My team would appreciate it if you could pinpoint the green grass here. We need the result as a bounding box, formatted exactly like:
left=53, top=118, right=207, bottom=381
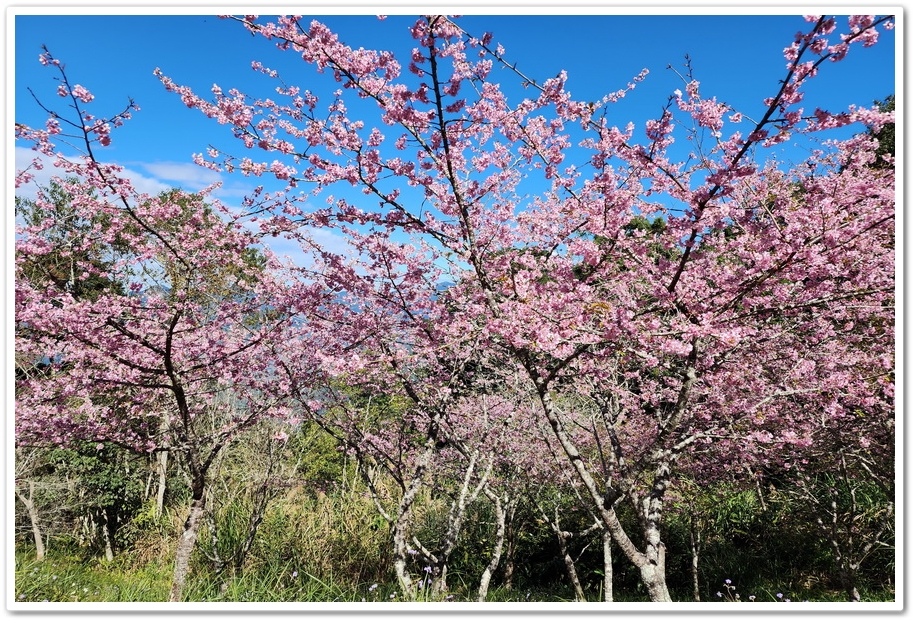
left=14, top=545, right=895, bottom=603
left=15, top=549, right=171, bottom=602
left=13, top=480, right=895, bottom=605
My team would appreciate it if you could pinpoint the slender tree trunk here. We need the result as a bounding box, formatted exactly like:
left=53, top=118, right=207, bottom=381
left=502, top=519, right=516, bottom=590
left=144, top=466, right=153, bottom=500
left=169, top=491, right=207, bottom=602
left=558, top=528, right=586, bottom=601
left=15, top=482, right=46, bottom=561
left=477, top=489, right=509, bottom=602
left=549, top=506, right=587, bottom=602
left=433, top=561, right=449, bottom=597
left=841, top=565, right=862, bottom=602
left=392, top=442, right=437, bottom=600
left=602, top=529, right=613, bottom=602
left=689, top=515, right=701, bottom=602
left=355, top=442, right=424, bottom=601
left=153, top=415, right=170, bottom=517
left=429, top=447, right=491, bottom=597
left=101, top=508, right=115, bottom=562
left=748, top=465, right=769, bottom=511
left=392, top=525, right=416, bottom=599
left=156, top=449, right=168, bottom=518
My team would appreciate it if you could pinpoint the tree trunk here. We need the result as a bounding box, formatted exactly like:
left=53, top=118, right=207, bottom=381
left=15, top=482, right=46, bottom=561
left=639, top=543, right=671, bottom=602
left=846, top=582, right=862, bottom=602
left=689, top=515, right=701, bottom=601
left=477, top=489, right=509, bottom=602
left=101, top=508, right=115, bottom=562
left=637, top=456, right=673, bottom=602
left=551, top=506, right=587, bottom=602
left=841, top=564, right=861, bottom=602
left=156, top=449, right=168, bottom=518
left=393, top=527, right=416, bottom=600
left=558, top=530, right=586, bottom=602
left=502, top=518, right=516, bottom=590
left=429, top=446, right=491, bottom=598
left=602, top=529, right=613, bottom=602
left=168, top=492, right=207, bottom=602
left=392, top=442, right=437, bottom=600
left=433, top=561, right=449, bottom=597
left=537, top=390, right=674, bottom=602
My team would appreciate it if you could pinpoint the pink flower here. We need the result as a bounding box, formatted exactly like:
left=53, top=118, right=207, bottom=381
left=70, top=84, right=94, bottom=103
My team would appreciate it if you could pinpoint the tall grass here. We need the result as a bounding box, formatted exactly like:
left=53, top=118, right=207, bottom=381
left=14, top=474, right=896, bottom=603
left=15, top=549, right=171, bottom=602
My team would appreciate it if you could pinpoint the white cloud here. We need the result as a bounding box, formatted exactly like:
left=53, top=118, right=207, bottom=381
left=120, top=169, right=172, bottom=197
left=249, top=223, right=357, bottom=272
left=12, top=147, right=357, bottom=273
left=14, top=146, right=171, bottom=200
left=135, top=160, right=276, bottom=202
left=137, top=161, right=222, bottom=189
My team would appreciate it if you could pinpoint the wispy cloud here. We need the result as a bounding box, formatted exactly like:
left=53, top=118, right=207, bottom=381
left=251, top=223, right=356, bottom=271
left=136, top=160, right=272, bottom=201
left=13, top=147, right=356, bottom=272
left=14, top=146, right=172, bottom=200
left=136, top=161, right=222, bottom=189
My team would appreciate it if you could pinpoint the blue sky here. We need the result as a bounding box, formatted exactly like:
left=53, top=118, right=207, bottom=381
left=15, top=12, right=896, bottom=172
left=12, top=10, right=898, bottom=259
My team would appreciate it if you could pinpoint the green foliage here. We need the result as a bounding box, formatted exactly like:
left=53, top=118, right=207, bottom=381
left=14, top=423, right=895, bottom=603
left=29, top=442, right=147, bottom=556
left=623, top=215, right=667, bottom=237
left=869, top=95, right=894, bottom=169
left=660, top=473, right=895, bottom=603
left=288, top=422, right=347, bottom=491
left=15, top=179, right=126, bottom=301
left=574, top=215, right=675, bottom=282
left=119, top=498, right=173, bottom=542
left=190, top=469, right=389, bottom=591
left=779, top=470, right=895, bottom=591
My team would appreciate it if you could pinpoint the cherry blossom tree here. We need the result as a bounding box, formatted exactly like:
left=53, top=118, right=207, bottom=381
left=13, top=12, right=889, bottom=603
left=155, top=13, right=893, bottom=601
left=762, top=320, right=895, bottom=601
left=274, top=250, right=531, bottom=599
left=14, top=50, right=327, bottom=601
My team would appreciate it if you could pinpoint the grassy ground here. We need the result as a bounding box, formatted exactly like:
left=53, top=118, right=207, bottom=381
left=15, top=550, right=170, bottom=602
left=14, top=547, right=894, bottom=604
left=13, top=477, right=894, bottom=604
